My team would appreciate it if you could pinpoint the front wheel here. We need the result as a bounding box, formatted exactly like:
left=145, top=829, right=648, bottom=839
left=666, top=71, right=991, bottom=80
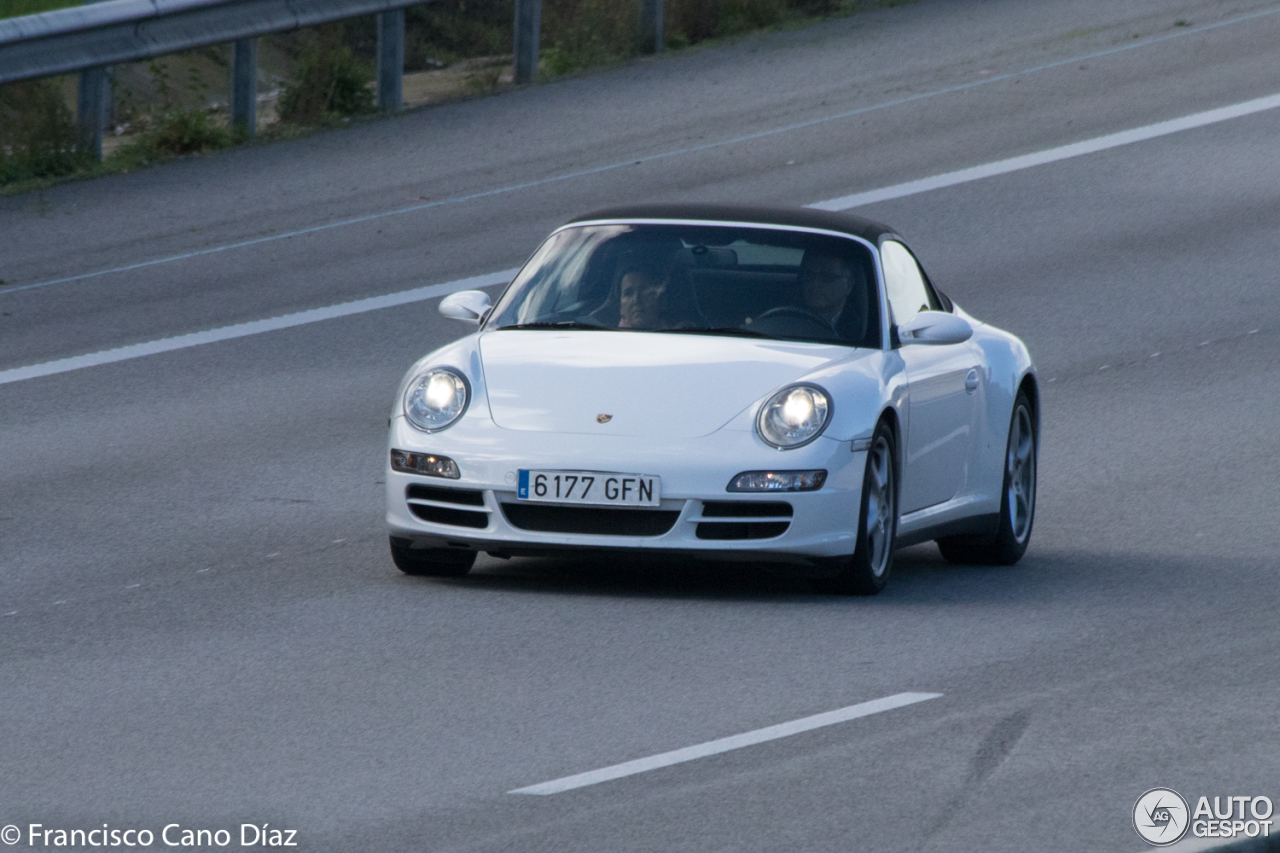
left=937, top=390, right=1037, bottom=565
left=812, top=420, right=898, bottom=595
left=390, top=537, right=477, bottom=577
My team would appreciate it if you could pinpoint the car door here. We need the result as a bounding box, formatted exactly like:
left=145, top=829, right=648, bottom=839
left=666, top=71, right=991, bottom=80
left=881, top=240, right=981, bottom=513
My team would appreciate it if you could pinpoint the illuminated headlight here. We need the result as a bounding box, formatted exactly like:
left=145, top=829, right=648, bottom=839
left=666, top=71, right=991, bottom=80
left=403, top=368, right=469, bottom=432
left=756, top=385, right=832, bottom=448
left=390, top=449, right=460, bottom=479
left=728, top=470, right=827, bottom=492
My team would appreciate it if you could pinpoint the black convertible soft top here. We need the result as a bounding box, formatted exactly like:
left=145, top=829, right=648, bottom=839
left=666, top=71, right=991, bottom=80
left=567, top=203, right=895, bottom=245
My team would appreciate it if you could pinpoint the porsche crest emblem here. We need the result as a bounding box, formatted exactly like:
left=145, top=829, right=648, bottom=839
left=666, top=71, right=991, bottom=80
left=596, top=414, right=613, bottom=423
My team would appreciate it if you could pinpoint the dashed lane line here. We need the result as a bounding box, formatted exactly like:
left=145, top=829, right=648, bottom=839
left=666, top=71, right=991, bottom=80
left=508, top=692, right=942, bottom=795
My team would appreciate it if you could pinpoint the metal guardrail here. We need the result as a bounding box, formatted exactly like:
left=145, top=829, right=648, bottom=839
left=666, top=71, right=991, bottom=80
left=0, top=0, right=426, bottom=158
left=0, top=0, right=414, bottom=84
left=0, top=0, right=663, bottom=161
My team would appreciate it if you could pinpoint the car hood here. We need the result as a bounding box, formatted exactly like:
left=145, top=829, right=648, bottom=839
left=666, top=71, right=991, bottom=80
left=478, top=330, right=854, bottom=437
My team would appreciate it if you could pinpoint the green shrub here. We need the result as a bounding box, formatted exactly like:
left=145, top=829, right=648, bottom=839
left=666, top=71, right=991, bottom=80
left=0, top=78, right=93, bottom=184
left=541, top=0, right=640, bottom=74
left=717, top=0, right=787, bottom=34
left=148, top=107, right=233, bottom=154
left=278, top=26, right=375, bottom=124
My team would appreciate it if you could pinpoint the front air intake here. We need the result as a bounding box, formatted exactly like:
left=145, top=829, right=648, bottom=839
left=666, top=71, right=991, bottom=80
left=501, top=504, right=679, bottom=536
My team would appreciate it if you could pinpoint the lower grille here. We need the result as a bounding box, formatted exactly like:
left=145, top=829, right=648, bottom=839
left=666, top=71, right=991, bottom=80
left=501, top=504, right=680, bottom=536
left=696, top=521, right=790, bottom=540
left=701, top=501, right=793, bottom=518
left=406, top=484, right=485, bottom=507
left=408, top=504, right=489, bottom=529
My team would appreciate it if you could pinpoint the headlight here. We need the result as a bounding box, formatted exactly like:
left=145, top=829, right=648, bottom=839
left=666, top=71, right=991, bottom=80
left=403, top=368, right=469, bottom=432
left=756, top=385, right=831, bottom=449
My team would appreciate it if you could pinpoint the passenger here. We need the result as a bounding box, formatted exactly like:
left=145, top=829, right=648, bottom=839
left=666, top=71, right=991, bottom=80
left=618, top=268, right=668, bottom=329
left=602, top=247, right=706, bottom=330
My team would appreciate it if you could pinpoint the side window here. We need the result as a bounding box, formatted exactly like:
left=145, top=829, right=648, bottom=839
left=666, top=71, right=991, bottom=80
left=880, top=240, right=938, bottom=325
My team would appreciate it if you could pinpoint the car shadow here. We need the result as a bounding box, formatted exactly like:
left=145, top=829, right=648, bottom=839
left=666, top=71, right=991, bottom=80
left=423, top=541, right=1044, bottom=604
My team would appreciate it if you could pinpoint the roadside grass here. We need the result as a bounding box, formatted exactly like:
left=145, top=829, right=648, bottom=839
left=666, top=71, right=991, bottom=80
left=0, top=0, right=78, bottom=18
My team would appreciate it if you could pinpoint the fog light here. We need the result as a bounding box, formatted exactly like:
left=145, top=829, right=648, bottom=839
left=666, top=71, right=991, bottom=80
left=391, top=449, right=460, bottom=479
left=727, top=470, right=826, bottom=492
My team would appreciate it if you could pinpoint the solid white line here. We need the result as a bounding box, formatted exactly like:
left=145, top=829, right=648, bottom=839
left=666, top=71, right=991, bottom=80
left=6, top=91, right=1280, bottom=387
left=0, top=269, right=517, bottom=387
left=807, top=92, right=1280, bottom=211
left=507, top=691, right=941, bottom=796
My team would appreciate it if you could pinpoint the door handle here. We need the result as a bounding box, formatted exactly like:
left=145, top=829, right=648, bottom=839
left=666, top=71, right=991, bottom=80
left=965, top=369, right=980, bottom=393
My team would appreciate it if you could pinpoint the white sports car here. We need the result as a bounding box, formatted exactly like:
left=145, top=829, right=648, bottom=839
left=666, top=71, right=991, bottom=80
left=386, top=204, right=1037, bottom=594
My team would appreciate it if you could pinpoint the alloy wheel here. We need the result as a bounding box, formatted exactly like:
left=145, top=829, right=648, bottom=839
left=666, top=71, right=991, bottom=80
left=864, top=435, right=895, bottom=577
left=1006, top=405, right=1036, bottom=544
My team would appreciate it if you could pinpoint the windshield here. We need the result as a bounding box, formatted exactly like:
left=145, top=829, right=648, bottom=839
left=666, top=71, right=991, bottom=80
left=487, top=224, right=881, bottom=347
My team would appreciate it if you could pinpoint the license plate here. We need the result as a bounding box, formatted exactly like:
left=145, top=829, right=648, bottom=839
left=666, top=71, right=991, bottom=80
left=517, top=470, right=661, bottom=507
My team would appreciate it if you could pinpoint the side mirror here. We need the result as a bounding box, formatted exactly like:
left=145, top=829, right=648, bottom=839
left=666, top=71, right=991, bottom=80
left=897, top=310, right=973, bottom=346
left=439, top=290, right=492, bottom=325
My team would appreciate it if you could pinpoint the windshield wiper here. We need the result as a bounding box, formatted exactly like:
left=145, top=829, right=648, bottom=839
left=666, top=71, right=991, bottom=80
left=654, top=326, right=769, bottom=338
left=495, top=321, right=611, bottom=331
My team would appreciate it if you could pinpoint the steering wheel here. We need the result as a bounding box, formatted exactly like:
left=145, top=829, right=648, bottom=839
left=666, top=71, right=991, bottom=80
left=752, top=306, right=839, bottom=338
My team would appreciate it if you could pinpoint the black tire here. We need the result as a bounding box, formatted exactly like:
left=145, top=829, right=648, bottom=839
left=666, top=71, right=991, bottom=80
left=389, top=537, right=477, bottom=577
left=937, top=390, right=1037, bottom=566
left=812, top=418, right=898, bottom=595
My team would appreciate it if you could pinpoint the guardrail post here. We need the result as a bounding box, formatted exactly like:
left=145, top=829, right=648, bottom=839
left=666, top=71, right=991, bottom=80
left=76, top=65, right=108, bottom=162
left=376, top=9, right=404, bottom=111
left=231, top=38, right=257, bottom=138
left=513, top=0, right=540, bottom=84
left=641, top=0, right=663, bottom=54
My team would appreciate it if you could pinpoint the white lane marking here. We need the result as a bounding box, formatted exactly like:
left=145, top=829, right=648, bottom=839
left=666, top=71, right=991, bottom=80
left=808, top=92, right=1280, bottom=211
left=6, top=92, right=1280, bottom=388
left=508, top=692, right=941, bottom=796
left=0, top=269, right=516, bottom=387
left=125, top=584, right=140, bottom=589
left=6, top=4, right=1278, bottom=299
left=3, top=611, right=16, bottom=616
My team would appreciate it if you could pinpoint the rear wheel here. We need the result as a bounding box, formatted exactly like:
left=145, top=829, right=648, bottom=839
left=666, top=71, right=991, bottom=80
left=937, top=390, right=1036, bottom=565
left=390, top=537, right=477, bottom=577
left=812, top=419, right=898, bottom=595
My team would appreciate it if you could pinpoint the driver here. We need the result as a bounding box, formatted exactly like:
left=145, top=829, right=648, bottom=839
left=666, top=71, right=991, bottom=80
left=797, top=249, right=855, bottom=326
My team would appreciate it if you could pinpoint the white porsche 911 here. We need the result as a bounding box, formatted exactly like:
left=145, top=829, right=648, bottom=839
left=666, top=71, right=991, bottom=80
left=385, top=204, right=1037, bottom=594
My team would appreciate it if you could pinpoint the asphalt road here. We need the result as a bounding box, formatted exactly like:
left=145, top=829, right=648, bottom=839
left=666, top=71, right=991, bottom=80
left=3, top=0, right=1280, bottom=850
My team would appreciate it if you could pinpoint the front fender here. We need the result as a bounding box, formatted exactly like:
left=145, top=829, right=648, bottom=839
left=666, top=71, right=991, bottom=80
left=714, top=349, right=903, bottom=446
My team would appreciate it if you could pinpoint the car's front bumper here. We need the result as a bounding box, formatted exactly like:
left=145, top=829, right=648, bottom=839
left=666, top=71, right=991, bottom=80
left=385, top=414, right=865, bottom=562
